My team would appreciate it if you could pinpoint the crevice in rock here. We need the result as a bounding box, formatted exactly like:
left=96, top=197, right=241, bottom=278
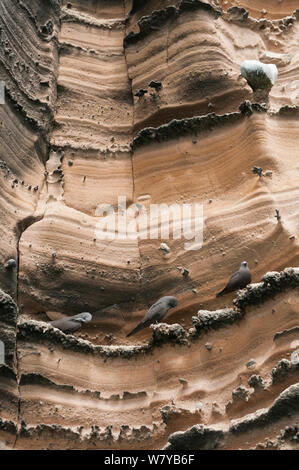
left=123, top=0, right=143, bottom=294
left=15, top=215, right=43, bottom=308
left=9, top=1, right=63, bottom=448
left=229, top=383, right=299, bottom=434
left=12, top=375, right=21, bottom=449
left=274, top=326, right=299, bottom=342
left=19, top=371, right=148, bottom=402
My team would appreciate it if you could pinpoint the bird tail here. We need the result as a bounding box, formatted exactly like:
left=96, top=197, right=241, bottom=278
left=216, top=288, right=226, bottom=297
left=126, top=322, right=145, bottom=337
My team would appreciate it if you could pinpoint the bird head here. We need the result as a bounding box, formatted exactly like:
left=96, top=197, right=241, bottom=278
left=168, top=297, right=178, bottom=308
left=6, top=259, right=17, bottom=269
left=74, top=312, right=92, bottom=323
left=240, top=261, right=248, bottom=268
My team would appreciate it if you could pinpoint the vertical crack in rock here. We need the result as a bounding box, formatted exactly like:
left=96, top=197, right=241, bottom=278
left=123, top=0, right=143, bottom=288
left=12, top=366, right=21, bottom=449
left=15, top=0, right=62, bottom=299
left=0, top=290, right=19, bottom=447
left=1, top=0, right=299, bottom=450
left=4, top=0, right=62, bottom=448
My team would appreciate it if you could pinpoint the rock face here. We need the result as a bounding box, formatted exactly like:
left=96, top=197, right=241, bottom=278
left=0, top=290, right=18, bottom=368
left=0, top=0, right=299, bottom=450
left=166, top=424, right=224, bottom=450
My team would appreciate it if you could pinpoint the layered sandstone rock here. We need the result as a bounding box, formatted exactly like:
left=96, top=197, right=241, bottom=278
left=0, top=0, right=298, bottom=450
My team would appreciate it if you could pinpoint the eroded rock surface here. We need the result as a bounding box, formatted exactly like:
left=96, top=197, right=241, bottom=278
left=0, top=0, right=298, bottom=450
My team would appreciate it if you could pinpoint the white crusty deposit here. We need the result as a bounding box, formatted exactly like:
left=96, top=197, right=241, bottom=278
left=241, top=60, right=278, bottom=90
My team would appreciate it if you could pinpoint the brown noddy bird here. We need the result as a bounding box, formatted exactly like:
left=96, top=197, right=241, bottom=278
left=126, top=296, right=178, bottom=337
left=49, top=312, right=92, bottom=333
left=216, top=261, right=251, bottom=297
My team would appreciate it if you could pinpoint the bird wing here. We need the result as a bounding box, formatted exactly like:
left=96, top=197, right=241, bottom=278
left=50, top=318, right=82, bottom=332
left=225, top=270, right=242, bottom=290
left=126, top=298, right=170, bottom=338
left=142, top=299, right=169, bottom=324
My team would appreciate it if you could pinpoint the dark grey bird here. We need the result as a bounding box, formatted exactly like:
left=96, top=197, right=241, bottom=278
left=49, top=312, right=92, bottom=333
left=134, top=88, right=147, bottom=98
left=126, top=296, right=178, bottom=337
left=149, top=80, right=162, bottom=91
left=216, top=261, right=251, bottom=297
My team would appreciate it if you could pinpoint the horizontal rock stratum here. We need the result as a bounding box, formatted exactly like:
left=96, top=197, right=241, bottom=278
left=0, top=0, right=298, bottom=450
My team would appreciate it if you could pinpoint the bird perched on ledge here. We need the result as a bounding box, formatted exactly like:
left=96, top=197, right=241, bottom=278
left=49, top=312, right=92, bottom=333
left=126, top=296, right=178, bottom=337
left=134, top=88, right=148, bottom=98
left=216, top=261, right=251, bottom=297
